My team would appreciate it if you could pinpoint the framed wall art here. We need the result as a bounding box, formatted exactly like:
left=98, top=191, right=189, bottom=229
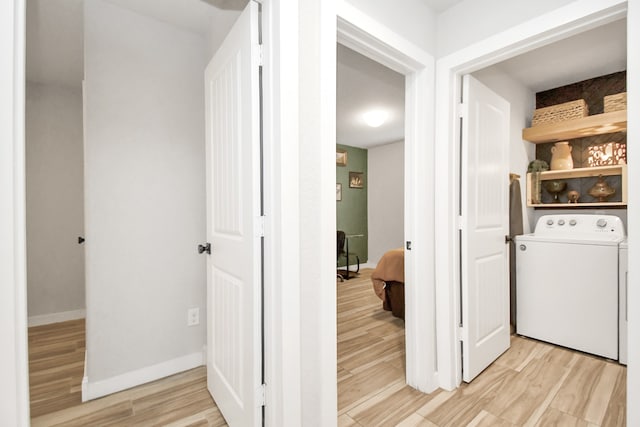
left=336, top=149, right=347, bottom=166
left=349, top=172, right=364, bottom=189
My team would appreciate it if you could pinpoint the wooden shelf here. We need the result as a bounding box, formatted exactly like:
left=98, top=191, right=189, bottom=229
left=526, top=165, right=627, bottom=208
left=529, top=202, right=626, bottom=208
left=522, top=110, right=627, bottom=143
left=533, top=164, right=626, bottom=180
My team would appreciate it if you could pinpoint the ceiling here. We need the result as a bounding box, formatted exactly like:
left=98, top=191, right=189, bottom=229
left=420, top=0, right=463, bottom=13
left=340, top=17, right=627, bottom=149
left=337, top=44, right=405, bottom=149
left=26, top=1, right=627, bottom=150
left=26, top=0, right=242, bottom=87
left=495, top=18, right=627, bottom=93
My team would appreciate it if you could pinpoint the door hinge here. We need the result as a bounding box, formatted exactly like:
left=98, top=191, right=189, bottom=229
left=457, top=216, right=463, bottom=230
left=257, top=44, right=263, bottom=66
left=257, top=383, right=266, bottom=406
left=458, top=326, right=465, bottom=341
left=258, top=215, right=266, bottom=237
left=457, top=102, right=466, bottom=118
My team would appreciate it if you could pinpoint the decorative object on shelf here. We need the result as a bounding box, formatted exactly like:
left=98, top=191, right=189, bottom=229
left=349, top=171, right=364, bottom=189
left=527, top=159, right=550, bottom=204
left=544, top=180, right=567, bottom=203
left=604, top=92, right=627, bottom=113
left=532, top=99, right=588, bottom=126
left=588, top=175, right=615, bottom=202
left=567, top=190, right=580, bottom=204
left=587, top=142, right=627, bottom=167
left=550, top=141, right=573, bottom=170
left=336, top=183, right=342, bottom=201
left=336, top=149, right=347, bottom=166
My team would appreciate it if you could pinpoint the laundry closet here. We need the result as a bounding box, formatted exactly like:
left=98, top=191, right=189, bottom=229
left=470, top=17, right=628, bottom=364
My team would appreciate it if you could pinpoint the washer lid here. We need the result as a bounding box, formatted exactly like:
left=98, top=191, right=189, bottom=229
left=515, top=233, right=624, bottom=246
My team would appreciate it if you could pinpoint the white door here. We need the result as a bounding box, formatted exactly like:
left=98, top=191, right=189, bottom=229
left=460, top=75, right=510, bottom=382
left=204, top=2, right=262, bottom=426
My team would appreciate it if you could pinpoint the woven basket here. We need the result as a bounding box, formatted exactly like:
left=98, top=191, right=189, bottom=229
left=604, top=92, right=626, bottom=113
left=532, top=99, right=588, bottom=126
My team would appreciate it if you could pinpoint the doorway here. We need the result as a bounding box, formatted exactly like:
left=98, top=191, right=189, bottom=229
left=336, top=12, right=437, bottom=395
left=335, top=42, right=407, bottom=417
left=433, top=4, right=629, bottom=389
left=23, top=0, right=245, bottom=415
left=24, top=0, right=86, bottom=416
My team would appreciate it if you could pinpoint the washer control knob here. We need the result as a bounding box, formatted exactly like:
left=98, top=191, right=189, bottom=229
left=569, top=219, right=577, bottom=226
left=596, top=218, right=607, bottom=228
left=558, top=219, right=565, bottom=226
left=519, top=244, right=526, bottom=251
left=546, top=219, right=554, bottom=226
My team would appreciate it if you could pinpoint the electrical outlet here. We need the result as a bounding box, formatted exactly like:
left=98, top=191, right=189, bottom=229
left=187, top=308, right=199, bottom=326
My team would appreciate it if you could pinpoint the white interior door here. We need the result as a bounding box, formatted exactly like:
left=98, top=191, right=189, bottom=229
left=460, top=75, right=510, bottom=382
left=204, top=3, right=262, bottom=426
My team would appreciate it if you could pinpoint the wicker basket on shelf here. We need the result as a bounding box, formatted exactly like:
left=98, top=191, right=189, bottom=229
left=532, top=99, right=588, bottom=126
left=604, top=92, right=626, bottom=113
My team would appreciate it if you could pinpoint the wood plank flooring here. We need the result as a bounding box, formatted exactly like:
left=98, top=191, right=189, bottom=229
left=337, top=269, right=626, bottom=427
left=28, top=320, right=227, bottom=426
left=29, top=319, right=86, bottom=417
left=29, top=269, right=626, bottom=426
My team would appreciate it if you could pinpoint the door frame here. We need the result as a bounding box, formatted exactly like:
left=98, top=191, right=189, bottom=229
left=336, top=2, right=437, bottom=393
left=0, top=0, right=30, bottom=425
left=434, top=0, right=629, bottom=390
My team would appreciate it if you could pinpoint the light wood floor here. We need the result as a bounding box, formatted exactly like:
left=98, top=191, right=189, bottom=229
left=337, top=269, right=626, bottom=427
left=29, top=319, right=86, bottom=417
left=29, top=320, right=227, bottom=426
left=29, top=270, right=626, bottom=426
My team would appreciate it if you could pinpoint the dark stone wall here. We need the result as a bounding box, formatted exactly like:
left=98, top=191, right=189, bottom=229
left=534, top=71, right=626, bottom=204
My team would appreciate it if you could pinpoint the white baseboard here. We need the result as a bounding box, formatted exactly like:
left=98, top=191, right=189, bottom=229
left=28, top=309, right=86, bottom=327
left=82, top=350, right=205, bottom=402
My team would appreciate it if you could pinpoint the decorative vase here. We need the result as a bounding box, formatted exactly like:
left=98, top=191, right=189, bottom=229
left=567, top=190, right=580, bottom=204
left=588, top=175, right=615, bottom=202
left=544, top=180, right=566, bottom=203
left=550, top=141, right=573, bottom=170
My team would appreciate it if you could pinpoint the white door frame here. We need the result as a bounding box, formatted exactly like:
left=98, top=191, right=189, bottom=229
left=0, top=0, right=30, bottom=425
left=434, top=0, right=628, bottom=390
left=336, top=2, right=437, bottom=393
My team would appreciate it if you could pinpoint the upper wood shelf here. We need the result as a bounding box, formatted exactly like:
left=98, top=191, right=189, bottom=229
left=532, top=164, right=626, bottom=180
left=522, top=110, right=627, bottom=144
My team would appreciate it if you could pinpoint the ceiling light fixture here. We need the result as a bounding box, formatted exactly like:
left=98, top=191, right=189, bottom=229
left=362, top=110, right=388, bottom=128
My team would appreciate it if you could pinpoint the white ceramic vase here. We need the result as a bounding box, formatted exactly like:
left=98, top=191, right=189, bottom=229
left=550, top=141, right=573, bottom=170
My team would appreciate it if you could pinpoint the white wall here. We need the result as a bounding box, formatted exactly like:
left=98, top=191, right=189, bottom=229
left=84, top=0, right=207, bottom=391
left=344, top=0, right=437, bottom=54
left=26, top=82, right=85, bottom=321
left=626, top=2, right=638, bottom=424
left=437, top=0, right=576, bottom=58
left=471, top=66, right=535, bottom=233
left=0, top=0, right=29, bottom=423
left=368, top=140, right=404, bottom=263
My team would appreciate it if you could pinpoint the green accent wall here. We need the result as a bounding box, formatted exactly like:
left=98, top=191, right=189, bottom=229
left=336, top=144, right=367, bottom=267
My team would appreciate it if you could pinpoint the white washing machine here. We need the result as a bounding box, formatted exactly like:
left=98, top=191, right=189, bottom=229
left=516, top=214, right=625, bottom=360
left=619, top=238, right=628, bottom=365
